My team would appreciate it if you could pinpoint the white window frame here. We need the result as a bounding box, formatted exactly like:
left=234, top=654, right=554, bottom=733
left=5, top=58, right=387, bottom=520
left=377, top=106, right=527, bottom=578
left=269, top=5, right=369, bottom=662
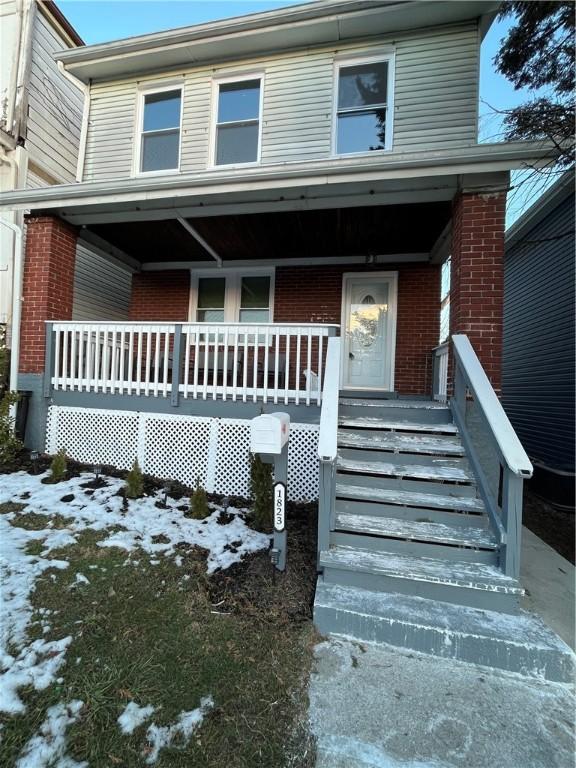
left=332, top=52, right=395, bottom=157
left=133, top=80, right=184, bottom=177
left=209, top=72, right=265, bottom=169
left=188, top=267, right=275, bottom=323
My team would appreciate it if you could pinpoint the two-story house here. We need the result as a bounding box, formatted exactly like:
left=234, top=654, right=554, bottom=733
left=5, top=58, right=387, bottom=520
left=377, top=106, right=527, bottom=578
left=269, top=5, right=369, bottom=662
left=1, top=0, right=571, bottom=676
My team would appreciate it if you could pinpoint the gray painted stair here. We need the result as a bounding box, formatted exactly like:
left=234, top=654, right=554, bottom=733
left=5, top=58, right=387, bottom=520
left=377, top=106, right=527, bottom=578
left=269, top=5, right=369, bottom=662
left=335, top=481, right=485, bottom=512
left=320, top=546, right=522, bottom=612
left=339, top=398, right=449, bottom=410
left=339, top=416, right=458, bottom=434
left=337, top=455, right=474, bottom=483
left=337, top=430, right=465, bottom=455
left=334, top=513, right=498, bottom=549
left=314, top=581, right=575, bottom=682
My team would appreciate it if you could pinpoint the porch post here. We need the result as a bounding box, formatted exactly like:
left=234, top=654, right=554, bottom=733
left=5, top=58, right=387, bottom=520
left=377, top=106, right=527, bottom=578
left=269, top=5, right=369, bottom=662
left=449, top=182, right=507, bottom=394
left=18, top=215, right=78, bottom=450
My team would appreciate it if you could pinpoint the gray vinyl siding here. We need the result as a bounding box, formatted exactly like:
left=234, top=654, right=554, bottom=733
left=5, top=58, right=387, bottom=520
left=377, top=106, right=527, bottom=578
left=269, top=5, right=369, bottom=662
left=26, top=9, right=83, bottom=183
left=72, top=243, right=132, bottom=321
left=502, top=193, right=575, bottom=473
left=83, top=22, right=479, bottom=181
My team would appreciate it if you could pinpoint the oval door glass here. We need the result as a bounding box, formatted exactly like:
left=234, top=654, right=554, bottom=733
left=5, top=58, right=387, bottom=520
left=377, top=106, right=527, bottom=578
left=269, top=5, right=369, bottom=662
left=345, top=278, right=390, bottom=389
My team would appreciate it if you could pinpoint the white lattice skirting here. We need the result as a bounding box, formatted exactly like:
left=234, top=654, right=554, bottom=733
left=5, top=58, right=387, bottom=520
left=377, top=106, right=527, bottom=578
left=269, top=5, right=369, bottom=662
left=46, top=406, right=320, bottom=501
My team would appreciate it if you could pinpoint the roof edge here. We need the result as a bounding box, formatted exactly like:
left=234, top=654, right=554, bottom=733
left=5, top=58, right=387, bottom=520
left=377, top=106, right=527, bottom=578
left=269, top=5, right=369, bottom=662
left=506, top=168, right=575, bottom=246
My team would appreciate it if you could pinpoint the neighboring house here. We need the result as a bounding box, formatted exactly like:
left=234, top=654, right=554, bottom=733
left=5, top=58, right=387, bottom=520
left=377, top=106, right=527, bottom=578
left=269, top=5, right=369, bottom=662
left=0, top=0, right=570, bottom=675
left=0, top=0, right=133, bottom=365
left=503, top=171, right=575, bottom=510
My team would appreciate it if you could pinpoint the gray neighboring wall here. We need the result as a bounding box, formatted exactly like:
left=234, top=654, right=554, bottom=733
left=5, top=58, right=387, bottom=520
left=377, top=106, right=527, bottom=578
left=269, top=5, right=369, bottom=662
left=503, top=172, right=575, bottom=502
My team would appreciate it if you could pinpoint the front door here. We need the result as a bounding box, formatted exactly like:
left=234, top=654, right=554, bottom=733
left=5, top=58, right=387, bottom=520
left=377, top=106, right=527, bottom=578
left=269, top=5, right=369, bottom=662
left=341, top=273, right=397, bottom=391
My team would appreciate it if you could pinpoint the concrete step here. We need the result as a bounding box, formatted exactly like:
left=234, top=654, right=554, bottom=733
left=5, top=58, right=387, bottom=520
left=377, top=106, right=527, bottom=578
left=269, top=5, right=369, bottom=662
left=337, top=430, right=465, bottom=456
left=337, top=454, right=474, bottom=484
left=335, top=480, right=485, bottom=512
left=313, top=581, right=575, bottom=682
left=320, top=546, right=522, bottom=612
left=334, top=513, right=498, bottom=549
left=339, top=416, right=458, bottom=434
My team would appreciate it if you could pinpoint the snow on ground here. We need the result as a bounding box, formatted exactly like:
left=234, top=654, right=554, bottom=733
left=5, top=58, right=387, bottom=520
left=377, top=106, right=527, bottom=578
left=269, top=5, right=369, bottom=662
left=117, top=701, right=156, bottom=735
left=14, top=699, right=86, bottom=768
left=143, top=696, right=214, bottom=764
left=0, top=470, right=268, bottom=720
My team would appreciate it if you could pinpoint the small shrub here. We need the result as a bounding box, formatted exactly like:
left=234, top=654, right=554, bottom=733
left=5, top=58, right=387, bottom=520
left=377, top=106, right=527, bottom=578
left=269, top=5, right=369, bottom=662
left=249, top=453, right=273, bottom=531
left=49, top=448, right=67, bottom=483
left=189, top=477, right=210, bottom=519
left=125, top=459, right=144, bottom=499
left=0, top=390, right=23, bottom=465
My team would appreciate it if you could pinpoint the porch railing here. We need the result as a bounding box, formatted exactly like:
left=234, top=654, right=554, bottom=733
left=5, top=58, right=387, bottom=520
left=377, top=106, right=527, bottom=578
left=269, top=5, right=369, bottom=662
left=316, top=335, right=341, bottom=558
left=431, top=341, right=449, bottom=402
left=47, top=321, right=338, bottom=405
left=451, top=334, right=533, bottom=578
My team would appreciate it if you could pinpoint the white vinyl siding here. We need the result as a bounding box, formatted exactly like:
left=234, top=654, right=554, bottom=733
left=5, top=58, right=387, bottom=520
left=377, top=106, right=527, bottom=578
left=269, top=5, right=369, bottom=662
left=83, top=22, right=479, bottom=182
left=72, top=243, right=132, bottom=321
left=26, top=10, right=84, bottom=183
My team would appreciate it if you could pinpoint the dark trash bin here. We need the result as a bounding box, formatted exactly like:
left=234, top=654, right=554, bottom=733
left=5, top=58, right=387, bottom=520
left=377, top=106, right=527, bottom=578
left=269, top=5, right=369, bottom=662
left=15, top=390, right=32, bottom=441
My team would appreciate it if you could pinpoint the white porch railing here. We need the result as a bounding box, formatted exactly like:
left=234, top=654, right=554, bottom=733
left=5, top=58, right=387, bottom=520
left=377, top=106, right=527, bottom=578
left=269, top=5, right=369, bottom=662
left=47, top=322, right=338, bottom=405
left=432, top=341, right=449, bottom=402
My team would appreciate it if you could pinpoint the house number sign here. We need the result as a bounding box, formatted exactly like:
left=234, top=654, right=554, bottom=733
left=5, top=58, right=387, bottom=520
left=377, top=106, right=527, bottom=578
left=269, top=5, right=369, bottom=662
left=273, top=482, right=286, bottom=532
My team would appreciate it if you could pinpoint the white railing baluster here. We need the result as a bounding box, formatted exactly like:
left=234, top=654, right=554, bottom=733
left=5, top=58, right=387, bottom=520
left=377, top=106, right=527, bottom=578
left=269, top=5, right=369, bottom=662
left=144, top=329, right=151, bottom=396
left=317, top=334, right=323, bottom=406
left=222, top=328, right=229, bottom=401
left=202, top=327, right=210, bottom=400
left=127, top=330, right=134, bottom=395
left=162, top=330, right=170, bottom=396
left=306, top=330, right=312, bottom=406
left=70, top=327, right=77, bottom=390
left=136, top=330, right=143, bottom=396
left=183, top=329, right=191, bottom=398
left=193, top=328, right=200, bottom=399
left=232, top=330, right=239, bottom=402
left=93, top=327, right=101, bottom=392
left=252, top=328, right=259, bottom=403
left=53, top=327, right=61, bottom=390
left=263, top=328, right=269, bottom=404
left=242, top=330, right=248, bottom=402
left=273, top=331, right=279, bottom=405
left=295, top=331, right=301, bottom=405
left=212, top=328, right=219, bottom=401
left=284, top=332, right=291, bottom=405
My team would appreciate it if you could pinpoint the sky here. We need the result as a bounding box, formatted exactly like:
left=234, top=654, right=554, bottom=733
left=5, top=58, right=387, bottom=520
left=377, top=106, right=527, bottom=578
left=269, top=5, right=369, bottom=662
left=56, top=0, right=554, bottom=225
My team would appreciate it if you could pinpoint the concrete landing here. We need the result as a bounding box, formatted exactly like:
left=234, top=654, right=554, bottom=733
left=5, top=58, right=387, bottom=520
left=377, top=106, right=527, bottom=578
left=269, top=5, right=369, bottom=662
left=309, top=637, right=575, bottom=768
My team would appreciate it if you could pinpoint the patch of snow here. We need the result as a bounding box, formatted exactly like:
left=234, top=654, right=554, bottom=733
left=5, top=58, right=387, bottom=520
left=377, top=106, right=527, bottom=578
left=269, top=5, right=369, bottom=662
left=143, top=696, right=214, bottom=764
left=0, top=471, right=268, bottom=715
left=117, top=701, right=156, bottom=734
left=15, top=699, right=86, bottom=768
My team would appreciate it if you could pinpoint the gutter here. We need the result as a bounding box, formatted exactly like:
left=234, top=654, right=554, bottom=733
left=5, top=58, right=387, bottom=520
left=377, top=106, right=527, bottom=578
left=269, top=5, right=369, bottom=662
left=0, top=141, right=559, bottom=213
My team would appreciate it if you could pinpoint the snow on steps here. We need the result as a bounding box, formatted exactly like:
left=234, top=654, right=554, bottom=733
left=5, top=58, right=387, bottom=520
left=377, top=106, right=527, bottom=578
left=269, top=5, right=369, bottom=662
left=337, top=430, right=465, bottom=456
left=339, top=398, right=449, bottom=410
left=319, top=546, right=523, bottom=595
left=334, top=513, right=498, bottom=549
left=339, top=416, right=459, bottom=434
left=335, top=481, right=485, bottom=512
left=336, top=455, right=474, bottom=483
left=313, top=581, right=575, bottom=682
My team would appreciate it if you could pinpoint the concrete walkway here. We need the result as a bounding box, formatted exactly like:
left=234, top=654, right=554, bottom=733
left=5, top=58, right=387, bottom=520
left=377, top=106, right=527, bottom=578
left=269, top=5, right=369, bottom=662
left=310, top=529, right=575, bottom=767
left=310, top=637, right=575, bottom=768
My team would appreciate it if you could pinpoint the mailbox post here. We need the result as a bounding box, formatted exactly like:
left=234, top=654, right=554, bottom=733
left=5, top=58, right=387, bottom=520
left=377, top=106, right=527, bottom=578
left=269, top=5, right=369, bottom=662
left=250, top=412, right=290, bottom=571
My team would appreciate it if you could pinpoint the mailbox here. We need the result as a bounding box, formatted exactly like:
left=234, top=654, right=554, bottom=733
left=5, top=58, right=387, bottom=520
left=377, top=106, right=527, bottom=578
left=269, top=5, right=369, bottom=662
left=250, top=412, right=290, bottom=455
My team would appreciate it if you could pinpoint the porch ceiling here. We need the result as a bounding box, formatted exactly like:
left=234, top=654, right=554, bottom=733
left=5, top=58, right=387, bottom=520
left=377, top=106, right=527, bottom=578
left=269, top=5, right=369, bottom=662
left=86, top=201, right=451, bottom=265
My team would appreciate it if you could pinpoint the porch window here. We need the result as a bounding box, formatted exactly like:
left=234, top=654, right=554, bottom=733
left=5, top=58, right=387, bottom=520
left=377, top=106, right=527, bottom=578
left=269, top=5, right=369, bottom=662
left=194, top=273, right=272, bottom=322
left=214, top=78, right=262, bottom=165
left=335, top=58, right=393, bottom=155
left=139, top=88, right=182, bottom=173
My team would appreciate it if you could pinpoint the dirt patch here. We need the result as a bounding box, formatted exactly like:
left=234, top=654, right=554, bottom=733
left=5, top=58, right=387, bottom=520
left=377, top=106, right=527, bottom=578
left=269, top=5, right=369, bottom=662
left=523, top=488, right=575, bottom=564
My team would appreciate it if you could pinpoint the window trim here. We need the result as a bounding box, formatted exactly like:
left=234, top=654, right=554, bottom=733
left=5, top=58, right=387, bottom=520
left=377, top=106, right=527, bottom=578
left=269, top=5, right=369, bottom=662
left=188, top=267, right=275, bottom=323
left=209, top=72, right=265, bottom=169
left=133, top=80, right=184, bottom=177
left=331, top=53, right=395, bottom=158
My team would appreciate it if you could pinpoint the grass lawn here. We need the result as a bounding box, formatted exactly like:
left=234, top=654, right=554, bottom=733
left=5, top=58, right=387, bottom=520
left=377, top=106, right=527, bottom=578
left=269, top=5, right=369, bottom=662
left=0, top=469, right=318, bottom=767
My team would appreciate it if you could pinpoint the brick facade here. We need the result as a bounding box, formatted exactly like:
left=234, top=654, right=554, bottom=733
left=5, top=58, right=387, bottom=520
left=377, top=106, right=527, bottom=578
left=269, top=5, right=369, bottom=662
left=19, top=216, right=78, bottom=374
left=275, top=263, right=440, bottom=395
left=129, top=271, right=191, bottom=320
left=450, top=190, right=506, bottom=392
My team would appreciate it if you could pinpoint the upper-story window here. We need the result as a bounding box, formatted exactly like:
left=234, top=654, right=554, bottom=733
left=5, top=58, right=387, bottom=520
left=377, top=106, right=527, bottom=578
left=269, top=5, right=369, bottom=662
left=213, top=76, right=262, bottom=166
left=138, top=87, right=182, bottom=173
left=334, top=57, right=394, bottom=155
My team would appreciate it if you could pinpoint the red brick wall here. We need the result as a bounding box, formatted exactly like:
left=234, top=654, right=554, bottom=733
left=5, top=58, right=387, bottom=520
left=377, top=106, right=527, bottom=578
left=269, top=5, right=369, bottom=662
left=129, top=271, right=191, bottom=320
left=450, top=191, right=506, bottom=392
left=275, top=263, right=440, bottom=395
left=19, top=216, right=78, bottom=374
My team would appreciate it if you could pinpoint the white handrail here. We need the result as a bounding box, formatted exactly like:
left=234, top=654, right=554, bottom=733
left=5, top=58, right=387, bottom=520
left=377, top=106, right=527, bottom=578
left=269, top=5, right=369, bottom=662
left=452, top=334, right=533, bottom=477
left=317, top=336, right=341, bottom=461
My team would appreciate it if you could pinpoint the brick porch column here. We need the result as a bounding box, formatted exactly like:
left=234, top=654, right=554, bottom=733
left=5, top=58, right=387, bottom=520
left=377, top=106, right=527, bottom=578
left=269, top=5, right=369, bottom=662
left=19, top=215, right=78, bottom=375
left=450, top=189, right=506, bottom=393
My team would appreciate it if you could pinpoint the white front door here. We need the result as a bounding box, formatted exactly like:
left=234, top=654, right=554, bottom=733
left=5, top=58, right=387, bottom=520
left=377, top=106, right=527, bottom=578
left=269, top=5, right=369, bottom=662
left=341, top=273, right=397, bottom=391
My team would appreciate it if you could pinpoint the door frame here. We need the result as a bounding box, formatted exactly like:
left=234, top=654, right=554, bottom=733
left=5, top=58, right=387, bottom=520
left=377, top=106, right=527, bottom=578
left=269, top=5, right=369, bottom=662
left=340, top=271, right=398, bottom=392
